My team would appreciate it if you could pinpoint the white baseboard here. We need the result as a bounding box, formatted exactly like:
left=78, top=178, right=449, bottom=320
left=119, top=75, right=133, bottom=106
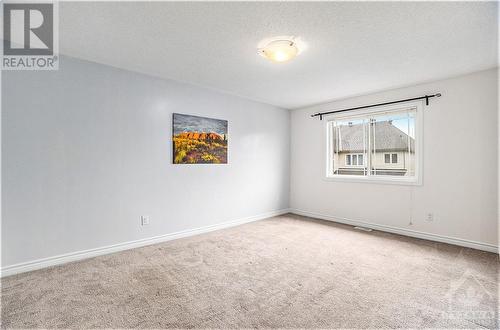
left=1, top=209, right=290, bottom=278
left=290, top=209, right=498, bottom=254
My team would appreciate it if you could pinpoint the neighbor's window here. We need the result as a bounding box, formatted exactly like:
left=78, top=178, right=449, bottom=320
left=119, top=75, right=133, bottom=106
left=346, top=153, right=364, bottom=166
left=384, top=153, right=398, bottom=164
left=327, top=103, right=421, bottom=183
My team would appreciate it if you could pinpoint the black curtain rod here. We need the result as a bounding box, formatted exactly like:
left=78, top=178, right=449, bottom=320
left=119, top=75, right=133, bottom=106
left=311, top=93, right=441, bottom=120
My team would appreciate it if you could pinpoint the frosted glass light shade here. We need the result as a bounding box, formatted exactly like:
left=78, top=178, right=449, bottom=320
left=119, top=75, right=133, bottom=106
left=259, top=39, right=299, bottom=63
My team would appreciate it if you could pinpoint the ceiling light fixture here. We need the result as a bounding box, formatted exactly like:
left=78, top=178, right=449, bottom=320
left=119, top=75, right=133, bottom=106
left=258, top=36, right=304, bottom=63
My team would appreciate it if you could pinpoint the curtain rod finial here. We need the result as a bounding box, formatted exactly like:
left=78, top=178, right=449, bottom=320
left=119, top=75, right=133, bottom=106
left=436, top=93, right=442, bottom=97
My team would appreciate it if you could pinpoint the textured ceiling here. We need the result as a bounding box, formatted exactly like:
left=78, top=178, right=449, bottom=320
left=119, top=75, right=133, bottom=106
left=59, top=2, right=498, bottom=109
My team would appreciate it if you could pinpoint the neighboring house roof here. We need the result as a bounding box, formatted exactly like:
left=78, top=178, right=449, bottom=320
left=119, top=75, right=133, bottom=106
left=334, top=121, right=414, bottom=152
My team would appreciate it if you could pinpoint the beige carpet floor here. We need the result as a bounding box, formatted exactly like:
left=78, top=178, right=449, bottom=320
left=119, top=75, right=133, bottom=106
left=1, top=214, right=499, bottom=329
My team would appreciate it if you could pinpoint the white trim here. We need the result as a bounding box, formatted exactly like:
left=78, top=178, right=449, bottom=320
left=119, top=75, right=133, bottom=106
left=322, top=174, right=421, bottom=186
left=1, top=209, right=290, bottom=278
left=323, top=101, right=420, bottom=120
left=290, top=209, right=498, bottom=254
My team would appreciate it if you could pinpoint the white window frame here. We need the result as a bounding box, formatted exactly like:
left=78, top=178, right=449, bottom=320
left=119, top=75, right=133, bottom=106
left=384, top=153, right=398, bottom=164
left=391, top=153, right=398, bottom=164
left=345, top=153, right=365, bottom=167
left=324, top=100, right=423, bottom=185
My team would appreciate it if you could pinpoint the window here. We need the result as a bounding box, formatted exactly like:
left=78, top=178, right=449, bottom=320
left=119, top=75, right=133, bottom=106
left=326, top=102, right=422, bottom=184
left=384, top=153, right=398, bottom=164
left=346, top=153, right=364, bottom=167
left=392, top=153, right=398, bottom=164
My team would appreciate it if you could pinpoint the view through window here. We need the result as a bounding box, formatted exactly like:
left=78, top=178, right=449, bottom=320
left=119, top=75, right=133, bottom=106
left=328, top=106, right=418, bottom=181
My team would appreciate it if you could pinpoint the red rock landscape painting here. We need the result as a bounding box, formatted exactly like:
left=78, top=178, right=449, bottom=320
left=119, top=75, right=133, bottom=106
left=173, top=113, right=228, bottom=164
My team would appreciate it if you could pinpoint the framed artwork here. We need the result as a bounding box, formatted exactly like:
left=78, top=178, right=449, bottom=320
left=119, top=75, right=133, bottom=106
left=172, top=113, right=228, bottom=164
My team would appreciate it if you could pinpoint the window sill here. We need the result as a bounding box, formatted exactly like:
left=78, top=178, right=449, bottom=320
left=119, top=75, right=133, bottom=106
left=324, top=175, right=422, bottom=186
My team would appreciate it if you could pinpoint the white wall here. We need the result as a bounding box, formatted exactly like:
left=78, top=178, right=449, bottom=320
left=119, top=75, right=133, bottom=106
left=498, top=67, right=500, bottom=254
left=290, top=69, right=498, bottom=249
left=1, top=56, right=290, bottom=268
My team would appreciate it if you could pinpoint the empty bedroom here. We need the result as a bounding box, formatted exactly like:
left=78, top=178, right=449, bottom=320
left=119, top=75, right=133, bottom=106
left=1, top=1, right=499, bottom=329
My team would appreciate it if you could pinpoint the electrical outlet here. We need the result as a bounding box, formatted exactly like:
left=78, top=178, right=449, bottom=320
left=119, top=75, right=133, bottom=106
left=426, top=213, right=434, bottom=222
left=140, top=215, right=150, bottom=226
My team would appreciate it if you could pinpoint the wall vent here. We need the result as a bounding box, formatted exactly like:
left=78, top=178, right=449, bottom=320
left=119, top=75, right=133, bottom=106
left=354, top=226, right=373, bottom=232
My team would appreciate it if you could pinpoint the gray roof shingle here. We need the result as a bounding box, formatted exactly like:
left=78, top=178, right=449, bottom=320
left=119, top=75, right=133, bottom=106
left=334, top=121, right=414, bottom=152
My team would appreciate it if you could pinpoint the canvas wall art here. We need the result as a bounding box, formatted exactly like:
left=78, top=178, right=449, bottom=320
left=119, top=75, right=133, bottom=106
left=172, top=113, right=228, bottom=164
